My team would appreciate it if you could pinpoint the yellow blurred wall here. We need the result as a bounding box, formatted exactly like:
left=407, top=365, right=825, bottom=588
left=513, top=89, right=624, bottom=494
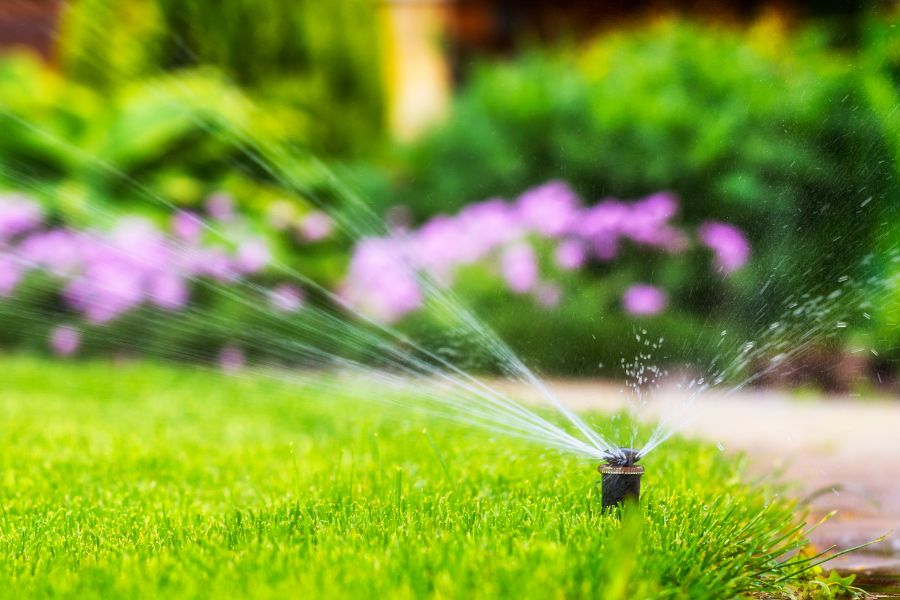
left=381, top=0, right=451, bottom=140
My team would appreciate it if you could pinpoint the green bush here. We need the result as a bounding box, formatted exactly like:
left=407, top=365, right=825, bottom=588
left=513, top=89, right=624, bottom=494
left=369, top=19, right=898, bottom=371
left=0, top=55, right=364, bottom=364
left=858, top=17, right=900, bottom=369
left=58, top=0, right=385, bottom=158
left=1, top=55, right=350, bottom=276
left=0, top=0, right=387, bottom=366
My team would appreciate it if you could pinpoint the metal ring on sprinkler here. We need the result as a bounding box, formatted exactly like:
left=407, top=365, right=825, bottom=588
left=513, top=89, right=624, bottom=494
left=599, top=448, right=644, bottom=510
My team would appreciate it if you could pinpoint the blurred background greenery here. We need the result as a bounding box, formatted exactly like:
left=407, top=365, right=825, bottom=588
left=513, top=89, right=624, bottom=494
left=0, top=0, right=896, bottom=389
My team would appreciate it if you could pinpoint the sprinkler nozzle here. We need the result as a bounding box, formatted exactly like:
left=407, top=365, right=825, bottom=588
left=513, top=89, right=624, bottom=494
left=606, top=447, right=641, bottom=467
left=598, top=448, right=644, bottom=510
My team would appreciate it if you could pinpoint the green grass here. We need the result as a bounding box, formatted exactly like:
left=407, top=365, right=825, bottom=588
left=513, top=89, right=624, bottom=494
left=0, top=356, right=822, bottom=599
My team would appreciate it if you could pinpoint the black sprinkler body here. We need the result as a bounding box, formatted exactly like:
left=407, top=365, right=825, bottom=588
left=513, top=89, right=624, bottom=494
left=598, top=448, right=644, bottom=510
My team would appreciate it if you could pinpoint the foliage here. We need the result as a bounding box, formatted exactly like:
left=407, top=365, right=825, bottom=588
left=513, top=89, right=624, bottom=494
left=787, top=570, right=865, bottom=599
left=0, top=192, right=282, bottom=359
left=367, top=19, right=898, bottom=372
left=0, top=56, right=355, bottom=363
left=340, top=181, right=751, bottom=375
left=0, top=356, right=829, bottom=599
left=57, top=0, right=385, bottom=157
left=0, top=55, right=346, bottom=281
left=858, top=16, right=900, bottom=368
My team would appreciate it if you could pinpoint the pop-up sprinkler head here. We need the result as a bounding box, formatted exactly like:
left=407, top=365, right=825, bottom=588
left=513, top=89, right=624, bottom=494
left=598, top=448, right=644, bottom=510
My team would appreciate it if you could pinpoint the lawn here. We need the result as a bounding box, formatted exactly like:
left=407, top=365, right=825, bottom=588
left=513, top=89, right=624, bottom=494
left=0, top=357, right=836, bottom=598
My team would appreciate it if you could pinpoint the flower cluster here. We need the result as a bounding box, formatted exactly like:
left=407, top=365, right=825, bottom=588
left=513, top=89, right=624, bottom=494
left=0, top=193, right=306, bottom=357
left=698, top=222, right=751, bottom=274
left=1, top=183, right=751, bottom=361
left=341, top=181, right=750, bottom=322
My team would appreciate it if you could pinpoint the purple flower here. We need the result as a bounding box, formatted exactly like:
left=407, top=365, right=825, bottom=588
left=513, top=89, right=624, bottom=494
left=698, top=222, right=750, bottom=274
left=269, top=284, right=304, bottom=313
left=235, top=239, right=270, bottom=274
left=298, top=211, right=333, bottom=242
left=456, top=199, right=521, bottom=254
left=501, top=242, right=538, bottom=294
left=172, top=211, right=203, bottom=242
left=619, top=192, right=685, bottom=251
left=342, top=238, right=423, bottom=322
left=1, top=203, right=299, bottom=330
left=410, top=216, right=465, bottom=278
left=338, top=182, right=701, bottom=322
left=205, top=192, right=235, bottom=221
left=555, top=239, right=587, bottom=270
left=68, top=259, right=145, bottom=323
left=49, top=325, right=80, bottom=356
left=0, top=194, right=42, bottom=240
left=110, top=218, right=168, bottom=270
left=516, top=181, right=580, bottom=237
left=182, top=246, right=236, bottom=282
left=218, top=344, right=245, bottom=372
left=369, top=270, right=423, bottom=322
left=576, top=200, right=628, bottom=260
left=622, top=284, right=667, bottom=316
left=576, top=193, right=686, bottom=258
left=18, top=230, right=82, bottom=275
left=633, top=192, right=678, bottom=221
left=147, top=271, right=189, bottom=311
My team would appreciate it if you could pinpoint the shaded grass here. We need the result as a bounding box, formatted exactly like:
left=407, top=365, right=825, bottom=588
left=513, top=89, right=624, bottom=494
left=0, top=356, right=814, bottom=598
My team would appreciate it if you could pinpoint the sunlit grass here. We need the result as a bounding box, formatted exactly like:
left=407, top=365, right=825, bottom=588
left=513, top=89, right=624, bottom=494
left=0, top=356, right=820, bottom=598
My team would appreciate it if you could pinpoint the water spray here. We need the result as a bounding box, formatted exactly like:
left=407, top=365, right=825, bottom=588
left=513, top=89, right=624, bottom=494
left=598, top=448, right=644, bottom=510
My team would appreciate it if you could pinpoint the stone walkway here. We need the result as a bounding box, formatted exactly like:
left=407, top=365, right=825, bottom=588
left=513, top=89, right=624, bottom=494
left=497, top=379, right=900, bottom=577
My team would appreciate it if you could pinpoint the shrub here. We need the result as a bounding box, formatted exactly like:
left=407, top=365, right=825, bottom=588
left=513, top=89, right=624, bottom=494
left=0, top=56, right=347, bottom=284
left=342, top=181, right=751, bottom=375
left=0, top=192, right=332, bottom=364
left=858, top=17, right=900, bottom=371
left=0, top=57, right=355, bottom=364
left=57, top=0, right=385, bottom=158
left=369, top=19, right=898, bottom=365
